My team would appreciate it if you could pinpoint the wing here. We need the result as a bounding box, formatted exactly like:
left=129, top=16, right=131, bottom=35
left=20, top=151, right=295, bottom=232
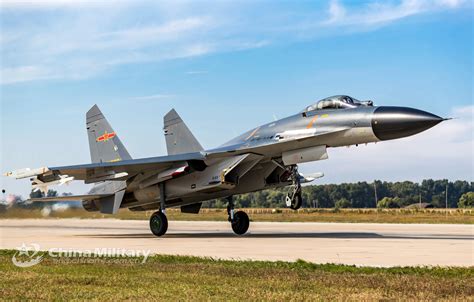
left=4, top=152, right=206, bottom=189
left=4, top=127, right=346, bottom=194
left=47, top=152, right=206, bottom=182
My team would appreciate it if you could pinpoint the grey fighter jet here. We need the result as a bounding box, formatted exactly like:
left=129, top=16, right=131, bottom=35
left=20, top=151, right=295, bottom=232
left=4, top=95, right=446, bottom=236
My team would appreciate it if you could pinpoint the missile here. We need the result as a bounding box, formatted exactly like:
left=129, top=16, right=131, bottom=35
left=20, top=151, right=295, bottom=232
left=3, top=167, right=49, bottom=179
left=299, top=172, right=324, bottom=183
left=139, top=165, right=189, bottom=189
left=32, top=175, right=74, bottom=194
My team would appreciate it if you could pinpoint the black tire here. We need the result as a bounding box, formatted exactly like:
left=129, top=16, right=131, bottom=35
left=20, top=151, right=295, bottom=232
left=290, top=193, right=303, bottom=210
left=231, top=211, right=250, bottom=235
left=149, top=211, right=168, bottom=237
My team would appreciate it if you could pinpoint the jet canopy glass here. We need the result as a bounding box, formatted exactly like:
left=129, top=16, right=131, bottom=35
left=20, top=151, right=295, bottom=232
left=304, top=95, right=373, bottom=113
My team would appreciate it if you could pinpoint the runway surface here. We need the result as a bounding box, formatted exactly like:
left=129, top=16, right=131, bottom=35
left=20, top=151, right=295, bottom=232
left=1, top=219, right=472, bottom=267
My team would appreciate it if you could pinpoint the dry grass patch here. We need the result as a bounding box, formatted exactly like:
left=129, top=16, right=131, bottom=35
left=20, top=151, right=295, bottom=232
left=1, top=207, right=473, bottom=224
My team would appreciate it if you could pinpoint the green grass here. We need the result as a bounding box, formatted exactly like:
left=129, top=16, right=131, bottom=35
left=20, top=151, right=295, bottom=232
left=0, top=250, right=472, bottom=300
left=1, top=207, right=473, bottom=224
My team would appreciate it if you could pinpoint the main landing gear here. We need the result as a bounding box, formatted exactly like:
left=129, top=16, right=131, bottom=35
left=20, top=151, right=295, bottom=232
left=286, top=165, right=303, bottom=210
left=150, top=210, right=168, bottom=236
left=150, top=182, right=168, bottom=237
left=226, top=196, right=249, bottom=235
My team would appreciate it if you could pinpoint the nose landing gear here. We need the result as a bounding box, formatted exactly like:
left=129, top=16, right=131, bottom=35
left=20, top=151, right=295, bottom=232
left=286, top=165, right=303, bottom=210
left=226, top=196, right=249, bottom=235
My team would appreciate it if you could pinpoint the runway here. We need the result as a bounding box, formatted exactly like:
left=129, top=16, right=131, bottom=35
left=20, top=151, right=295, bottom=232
left=1, top=219, right=472, bottom=267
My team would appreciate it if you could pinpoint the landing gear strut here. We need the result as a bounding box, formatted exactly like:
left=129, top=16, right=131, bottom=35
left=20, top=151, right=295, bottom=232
left=286, top=165, right=303, bottom=210
left=226, top=196, right=249, bottom=235
left=150, top=182, right=168, bottom=237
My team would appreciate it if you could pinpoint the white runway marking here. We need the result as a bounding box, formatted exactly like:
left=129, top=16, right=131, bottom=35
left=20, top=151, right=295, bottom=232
left=1, top=219, right=472, bottom=267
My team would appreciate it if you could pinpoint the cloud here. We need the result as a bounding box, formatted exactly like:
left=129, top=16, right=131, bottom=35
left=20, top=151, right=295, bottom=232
left=0, top=65, right=54, bottom=84
left=327, top=0, right=347, bottom=23
left=1, top=3, right=272, bottom=85
left=324, top=0, right=467, bottom=27
left=436, top=0, right=465, bottom=8
left=452, top=105, right=474, bottom=117
left=1, top=15, right=218, bottom=84
left=90, top=17, right=212, bottom=52
left=302, top=105, right=473, bottom=183
left=0, top=0, right=125, bottom=9
left=0, top=1, right=468, bottom=84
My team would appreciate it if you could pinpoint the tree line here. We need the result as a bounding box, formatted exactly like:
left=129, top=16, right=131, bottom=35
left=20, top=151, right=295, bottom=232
left=2, top=179, right=473, bottom=210
left=206, top=179, right=473, bottom=209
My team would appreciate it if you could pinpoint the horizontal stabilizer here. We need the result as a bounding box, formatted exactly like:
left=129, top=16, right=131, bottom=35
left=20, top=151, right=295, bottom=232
left=29, top=191, right=125, bottom=215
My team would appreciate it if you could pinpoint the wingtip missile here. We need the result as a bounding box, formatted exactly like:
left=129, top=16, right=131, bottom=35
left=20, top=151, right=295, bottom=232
left=3, top=167, right=50, bottom=179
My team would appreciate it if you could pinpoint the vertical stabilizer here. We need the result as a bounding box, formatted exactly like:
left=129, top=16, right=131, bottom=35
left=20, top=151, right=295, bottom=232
left=86, top=105, right=132, bottom=163
left=164, top=109, right=203, bottom=155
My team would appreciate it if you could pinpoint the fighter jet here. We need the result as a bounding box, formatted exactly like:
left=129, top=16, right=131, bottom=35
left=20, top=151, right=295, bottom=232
left=4, top=95, right=446, bottom=236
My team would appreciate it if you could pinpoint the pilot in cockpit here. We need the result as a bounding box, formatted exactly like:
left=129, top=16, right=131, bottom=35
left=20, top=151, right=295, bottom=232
left=303, top=95, right=373, bottom=115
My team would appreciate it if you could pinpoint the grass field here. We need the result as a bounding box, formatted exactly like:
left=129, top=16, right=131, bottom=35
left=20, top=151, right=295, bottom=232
left=1, top=207, right=473, bottom=224
left=0, top=250, right=472, bottom=300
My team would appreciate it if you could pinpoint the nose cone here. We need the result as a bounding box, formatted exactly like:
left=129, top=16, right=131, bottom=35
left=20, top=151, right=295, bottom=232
left=372, top=106, right=444, bottom=141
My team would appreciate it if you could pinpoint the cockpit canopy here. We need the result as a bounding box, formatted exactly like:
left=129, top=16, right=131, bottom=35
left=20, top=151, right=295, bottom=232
left=304, top=95, right=373, bottom=113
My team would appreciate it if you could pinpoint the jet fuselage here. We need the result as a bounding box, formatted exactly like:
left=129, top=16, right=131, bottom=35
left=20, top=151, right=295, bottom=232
left=115, top=104, right=443, bottom=211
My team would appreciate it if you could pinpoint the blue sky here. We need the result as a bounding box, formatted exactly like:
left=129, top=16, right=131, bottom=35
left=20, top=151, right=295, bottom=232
left=1, top=0, right=473, bottom=197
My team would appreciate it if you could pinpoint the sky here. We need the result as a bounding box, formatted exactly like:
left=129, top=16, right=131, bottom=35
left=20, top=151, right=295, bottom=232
left=0, top=0, right=473, bottom=198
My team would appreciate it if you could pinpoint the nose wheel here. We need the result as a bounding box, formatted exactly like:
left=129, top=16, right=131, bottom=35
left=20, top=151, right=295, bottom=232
left=227, top=196, right=250, bottom=235
left=286, top=165, right=303, bottom=210
left=286, top=191, right=302, bottom=210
